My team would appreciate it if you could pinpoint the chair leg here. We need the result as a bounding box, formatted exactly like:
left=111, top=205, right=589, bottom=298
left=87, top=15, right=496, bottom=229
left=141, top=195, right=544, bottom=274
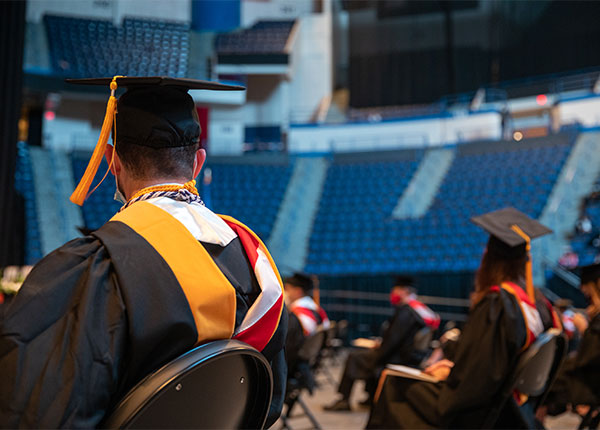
left=279, top=414, right=292, bottom=430
left=296, top=395, right=322, bottom=430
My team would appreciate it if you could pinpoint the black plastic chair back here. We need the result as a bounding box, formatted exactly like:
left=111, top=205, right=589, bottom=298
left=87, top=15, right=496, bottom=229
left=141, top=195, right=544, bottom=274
left=103, top=339, right=273, bottom=429
left=412, top=327, right=433, bottom=352
left=297, top=329, right=326, bottom=366
left=482, top=329, right=564, bottom=429
left=324, top=322, right=337, bottom=347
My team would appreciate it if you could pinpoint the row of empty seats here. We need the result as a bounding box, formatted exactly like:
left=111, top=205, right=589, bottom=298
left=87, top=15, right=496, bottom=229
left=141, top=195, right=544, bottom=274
left=215, top=20, right=295, bottom=54
left=20, top=134, right=574, bottom=275
left=199, top=162, right=293, bottom=241
left=306, top=135, right=573, bottom=275
left=44, top=14, right=189, bottom=78
left=348, top=102, right=445, bottom=122
left=14, top=143, right=43, bottom=265
left=70, top=153, right=293, bottom=243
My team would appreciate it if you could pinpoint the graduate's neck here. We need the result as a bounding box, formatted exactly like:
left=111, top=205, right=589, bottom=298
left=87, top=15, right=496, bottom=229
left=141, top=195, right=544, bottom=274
left=124, top=176, right=191, bottom=200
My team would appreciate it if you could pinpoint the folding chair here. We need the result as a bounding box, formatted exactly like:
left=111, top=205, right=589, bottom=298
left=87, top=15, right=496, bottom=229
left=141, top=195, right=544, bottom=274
left=281, top=329, right=327, bottom=430
left=482, top=329, right=566, bottom=429
left=103, top=339, right=273, bottom=429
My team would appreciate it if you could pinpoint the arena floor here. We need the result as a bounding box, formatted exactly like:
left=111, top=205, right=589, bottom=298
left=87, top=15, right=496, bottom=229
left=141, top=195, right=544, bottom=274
left=275, top=350, right=583, bottom=430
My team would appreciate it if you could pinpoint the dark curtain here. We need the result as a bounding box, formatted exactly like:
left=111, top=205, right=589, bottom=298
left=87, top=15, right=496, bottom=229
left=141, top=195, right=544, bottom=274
left=0, top=1, right=26, bottom=267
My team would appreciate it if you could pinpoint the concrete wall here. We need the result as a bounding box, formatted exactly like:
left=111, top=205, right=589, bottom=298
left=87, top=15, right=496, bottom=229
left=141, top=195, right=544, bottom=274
left=288, top=111, right=502, bottom=153
left=557, top=96, right=600, bottom=127
left=26, top=0, right=191, bottom=24
left=241, top=0, right=314, bottom=27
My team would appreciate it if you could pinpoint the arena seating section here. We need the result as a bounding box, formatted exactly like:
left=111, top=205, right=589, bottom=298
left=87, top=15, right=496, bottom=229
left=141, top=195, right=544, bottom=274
left=199, top=161, right=293, bottom=241
left=44, top=14, right=189, bottom=78
left=70, top=154, right=293, bottom=242
left=215, top=20, right=295, bottom=55
left=14, top=143, right=43, bottom=264
left=71, top=153, right=122, bottom=231
left=305, top=135, right=573, bottom=276
left=305, top=153, right=422, bottom=275
left=22, top=134, right=574, bottom=272
left=348, top=103, right=445, bottom=122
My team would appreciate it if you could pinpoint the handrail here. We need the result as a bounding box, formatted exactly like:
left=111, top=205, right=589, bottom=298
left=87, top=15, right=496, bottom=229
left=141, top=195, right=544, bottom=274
left=541, top=255, right=580, bottom=288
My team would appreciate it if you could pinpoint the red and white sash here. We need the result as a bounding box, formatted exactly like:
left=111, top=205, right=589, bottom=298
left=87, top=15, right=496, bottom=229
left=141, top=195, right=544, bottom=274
left=220, top=215, right=285, bottom=352
left=407, top=295, right=441, bottom=330
left=490, top=282, right=544, bottom=350
left=290, top=296, right=331, bottom=336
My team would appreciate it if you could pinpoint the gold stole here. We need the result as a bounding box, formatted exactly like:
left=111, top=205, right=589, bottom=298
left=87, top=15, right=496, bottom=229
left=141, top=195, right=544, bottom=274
left=111, top=201, right=236, bottom=345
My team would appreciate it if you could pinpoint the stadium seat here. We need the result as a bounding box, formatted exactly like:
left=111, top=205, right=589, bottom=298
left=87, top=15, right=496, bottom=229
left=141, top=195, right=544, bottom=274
left=102, top=339, right=273, bottom=429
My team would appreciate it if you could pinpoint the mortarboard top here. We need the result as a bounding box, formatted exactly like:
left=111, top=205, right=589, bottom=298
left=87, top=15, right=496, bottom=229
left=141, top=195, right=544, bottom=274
left=471, top=207, right=552, bottom=302
left=579, top=263, right=600, bottom=285
left=471, top=207, right=552, bottom=259
left=65, top=76, right=246, bottom=91
left=66, top=76, right=245, bottom=206
left=284, top=273, right=314, bottom=292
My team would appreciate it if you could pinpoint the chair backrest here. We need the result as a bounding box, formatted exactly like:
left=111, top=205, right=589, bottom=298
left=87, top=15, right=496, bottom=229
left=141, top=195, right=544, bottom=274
left=514, top=329, right=565, bottom=398
left=481, top=329, right=565, bottom=429
left=412, top=326, right=433, bottom=352
left=297, top=329, right=326, bottom=366
left=103, top=339, right=273, bottom=429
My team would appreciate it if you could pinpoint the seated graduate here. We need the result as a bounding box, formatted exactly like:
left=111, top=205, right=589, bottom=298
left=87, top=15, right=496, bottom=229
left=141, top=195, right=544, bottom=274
left=0, top=77, right=287, bottom=428
left=554, top=297, right=587, bottom=353
left=285, top=273, right=329, bottom=372
left=324, top=277, right=440, bottom=412
left=366, top=208, right=552, bottom=429
left=542, top=263, right=600, bottom=419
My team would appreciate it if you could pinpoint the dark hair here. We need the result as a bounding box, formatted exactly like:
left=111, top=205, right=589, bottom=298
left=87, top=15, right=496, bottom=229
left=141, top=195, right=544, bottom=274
left=116, top=141, right=199, bottom=180
left=472, top=248, right=526, bottom=306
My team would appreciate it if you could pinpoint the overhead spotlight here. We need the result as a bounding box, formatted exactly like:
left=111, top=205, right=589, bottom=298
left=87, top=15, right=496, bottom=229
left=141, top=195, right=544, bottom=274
left=513, top=131, right=523, bottom=141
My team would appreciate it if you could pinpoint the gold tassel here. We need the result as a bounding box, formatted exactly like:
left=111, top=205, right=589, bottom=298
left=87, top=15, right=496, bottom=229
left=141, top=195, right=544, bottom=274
left=511, top=224, right=535, bottom=302
left=70, top=77, right=121, bottom=206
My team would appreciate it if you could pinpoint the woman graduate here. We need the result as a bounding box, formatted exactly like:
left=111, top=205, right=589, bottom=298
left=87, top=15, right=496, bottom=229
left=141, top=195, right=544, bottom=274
left=366, top=207, right=552, bottom=429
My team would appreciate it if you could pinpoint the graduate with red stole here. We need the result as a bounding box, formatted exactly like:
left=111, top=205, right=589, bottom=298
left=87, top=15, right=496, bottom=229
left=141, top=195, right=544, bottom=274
left=367, top=208, right=552, bottom=429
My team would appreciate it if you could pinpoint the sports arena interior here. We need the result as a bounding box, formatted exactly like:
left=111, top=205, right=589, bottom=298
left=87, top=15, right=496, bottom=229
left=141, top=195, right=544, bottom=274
left=1, top=0, right=600, bottom=428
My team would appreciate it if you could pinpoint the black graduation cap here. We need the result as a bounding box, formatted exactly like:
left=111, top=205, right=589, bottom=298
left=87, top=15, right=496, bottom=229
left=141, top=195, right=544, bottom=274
left=66, top=76, right=245, bottom=206
left=579, top=263, right=600, bottom=285
left=471, top=207, right=552, bottom=259
left=283, top=273, right=314, bottom=292
left=394, top=276, right=415, bottom=288
left=471, top=207, right=552, bottom=302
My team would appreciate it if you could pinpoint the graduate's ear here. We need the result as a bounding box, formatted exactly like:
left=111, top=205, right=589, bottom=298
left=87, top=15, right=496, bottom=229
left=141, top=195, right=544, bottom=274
left=192, top=148, right=207, bottom=179
left=104, top=145, right=121, bottom=176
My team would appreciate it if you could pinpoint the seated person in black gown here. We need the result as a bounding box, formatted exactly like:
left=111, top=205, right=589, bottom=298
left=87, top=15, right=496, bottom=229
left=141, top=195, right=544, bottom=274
left=541, top=263, right=600, bottom=420
left=324, top=277, right=440, bottom=411
left=285, top=273, right=330, bottom=376
left=367, top=208, right=552, bottom=429
left=0, top=78, right=287, bottom=428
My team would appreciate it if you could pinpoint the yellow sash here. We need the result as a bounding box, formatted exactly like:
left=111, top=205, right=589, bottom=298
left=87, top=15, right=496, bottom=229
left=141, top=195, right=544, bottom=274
left=111, top=201, right=236, bottom=345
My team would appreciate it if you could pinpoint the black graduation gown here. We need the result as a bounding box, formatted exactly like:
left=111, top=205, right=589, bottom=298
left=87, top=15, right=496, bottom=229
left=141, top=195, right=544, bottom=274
left=567, top=313, right=600, bottom=405
left=374, top=303, right=428, bottom=367
left=285, top=311, right=305, bottom=373
left=367, top=288, right=527, bottom=429
left=544, top=313, right=600, bottom=412
left=0, top=220, right=287, bottom=428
